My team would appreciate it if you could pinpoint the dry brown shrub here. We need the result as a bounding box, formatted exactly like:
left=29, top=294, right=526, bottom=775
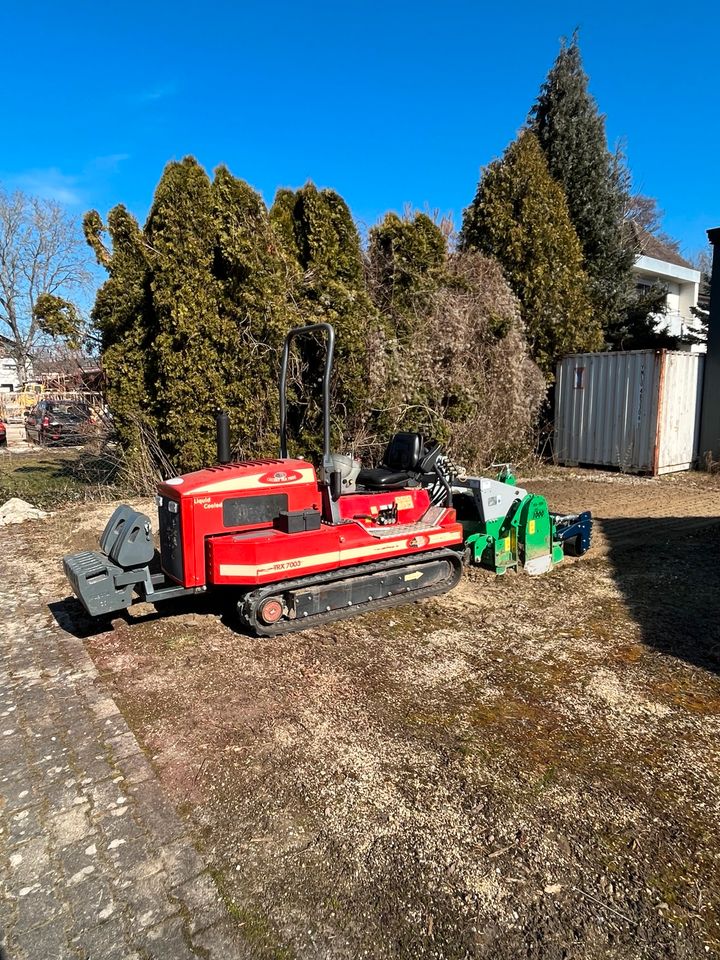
left=362, top=252, right=546, bottom=471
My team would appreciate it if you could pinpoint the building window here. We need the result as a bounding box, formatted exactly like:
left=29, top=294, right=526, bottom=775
left=574, top=367, right=585, bottom=390
left=636, top=281, right=654, bottom=297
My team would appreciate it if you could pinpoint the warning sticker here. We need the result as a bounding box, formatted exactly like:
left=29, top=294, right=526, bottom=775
left=395, top=495, right=413, bottom=510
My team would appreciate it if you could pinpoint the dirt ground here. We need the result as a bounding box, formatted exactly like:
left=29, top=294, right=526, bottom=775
left=10, top=466, right=720, bottom=959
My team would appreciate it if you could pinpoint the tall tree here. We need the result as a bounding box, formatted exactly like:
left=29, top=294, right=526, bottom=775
left=210, top=165, right=299, bottom=456
left=529, top=33, right=634, bottom=330
left=270, top=183, right=379, bottom=453
left=84, top=161, right=301, bottom=470
left=366, top=212, right=449, bottom=439
left=368, top=209, right=544, bottom=464
left=0, top=188, right=91, bottom=383
left=83, top=205, right=153, bottom=448
left=143, top=158, right=227, bottom=471
left=460, top=130, right=602, bottom=373
left=368, top=212, right=447, bottom=333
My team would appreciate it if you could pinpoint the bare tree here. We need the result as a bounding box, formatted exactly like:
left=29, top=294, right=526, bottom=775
left=0, top=187, right=92, bottom=383
left=624, top=193, right=682, bottom=254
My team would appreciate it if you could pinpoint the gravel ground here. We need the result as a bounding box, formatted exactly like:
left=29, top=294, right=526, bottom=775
left=11, top=467, right=720, bottom=959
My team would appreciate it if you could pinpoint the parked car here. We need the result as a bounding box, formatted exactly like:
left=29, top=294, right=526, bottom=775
left=24, top=400, right=95, bottom=446
left=0, top=420, right=6, bottom=447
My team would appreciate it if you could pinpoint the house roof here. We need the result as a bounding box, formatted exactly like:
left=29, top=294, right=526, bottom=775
left=628, top=221, right=694, bottom=269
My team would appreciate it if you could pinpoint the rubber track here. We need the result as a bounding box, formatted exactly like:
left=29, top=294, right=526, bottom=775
left=239, top=548, right=464, bottom=637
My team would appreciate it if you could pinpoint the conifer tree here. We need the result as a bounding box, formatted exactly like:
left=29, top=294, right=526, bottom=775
left=365, top=212, right=448, bottom=438
left=460, top=131, right=601, bottom=373
left=529, top=33, right=633, bottom=329
left=366, top=210, right=543, bottom=463
left=210, top=166, right=299, bottom=456
left=368, top=212, right=446, bottom=335
left=83, top=206, right=153, bottom=449
left=144, top=158, right=225, bottom=470
left=87, top=161, right=301, bottom=471
left=269, top=183, right=379, bottom=453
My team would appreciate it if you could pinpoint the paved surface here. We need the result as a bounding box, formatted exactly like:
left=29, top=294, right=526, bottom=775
left=0, top=557, right=242, bottom=958
left=1, top=423, right=32, bottom=452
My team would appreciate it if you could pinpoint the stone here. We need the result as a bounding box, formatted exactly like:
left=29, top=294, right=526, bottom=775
left=0, top=499, right=48, bottom=526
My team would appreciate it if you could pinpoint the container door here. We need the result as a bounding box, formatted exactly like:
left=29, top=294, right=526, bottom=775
left=555, top=350, right=659, bottom=473
left=657, top=354, right=704, bottom=474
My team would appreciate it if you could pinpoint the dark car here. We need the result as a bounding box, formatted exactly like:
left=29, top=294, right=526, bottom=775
left=0, top=420, right=6, bottom=447
left=25, top=400, right=95, bottom=446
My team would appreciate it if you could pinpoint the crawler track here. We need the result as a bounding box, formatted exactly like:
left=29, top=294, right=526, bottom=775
left=238, top=548, right=464, bottom=636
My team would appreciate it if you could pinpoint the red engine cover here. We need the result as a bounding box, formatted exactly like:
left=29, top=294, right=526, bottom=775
left=207, top=507, right=462, bottom=586
left=156, top=458, right=318, bottom=587
left=155, top=459, right=463, bottom=591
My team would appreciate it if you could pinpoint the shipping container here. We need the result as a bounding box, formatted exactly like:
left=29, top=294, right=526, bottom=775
left=554, top=350, right=705, bottom=475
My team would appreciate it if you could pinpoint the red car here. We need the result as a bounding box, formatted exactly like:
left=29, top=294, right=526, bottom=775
left=0, top=420, right=6, bottom=447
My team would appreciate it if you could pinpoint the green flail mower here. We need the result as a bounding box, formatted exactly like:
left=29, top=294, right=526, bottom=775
left=446, top=462, right=592, bottom=576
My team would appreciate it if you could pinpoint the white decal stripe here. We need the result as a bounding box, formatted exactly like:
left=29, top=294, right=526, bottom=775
left=219, top=549, right=338, bottom=578
left=218, top=563, right=263, bottom=577
left=217, top=527, right=461, bottom=579
left=427, top=531, right=461, bottom=545
left=190, top=467, right=316, bottom=495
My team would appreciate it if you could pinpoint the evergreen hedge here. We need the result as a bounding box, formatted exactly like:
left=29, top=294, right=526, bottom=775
left=89, top=159, right=546, bottom=474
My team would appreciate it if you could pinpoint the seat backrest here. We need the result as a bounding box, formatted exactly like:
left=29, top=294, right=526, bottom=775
left=382, top=432, right=424, bottom=472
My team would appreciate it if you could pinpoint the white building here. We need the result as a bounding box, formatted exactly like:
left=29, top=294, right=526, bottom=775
left=631, top=228, right=703, bottom=351
left=0, top=335, right=23, bottom=393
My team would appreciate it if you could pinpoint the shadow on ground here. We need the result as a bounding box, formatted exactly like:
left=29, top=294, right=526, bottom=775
left=602, top=515, right=720, bottom=673
left=48, top=591, right=245, bottom=639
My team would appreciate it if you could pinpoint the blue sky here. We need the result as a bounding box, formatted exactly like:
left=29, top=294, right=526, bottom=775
left=2, top=1, right=718, bottom=260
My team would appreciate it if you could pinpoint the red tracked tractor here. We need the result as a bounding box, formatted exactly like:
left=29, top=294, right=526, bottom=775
left=63, top=324, right=466, bottom=635
left=64, top=323, right=592, bottom=634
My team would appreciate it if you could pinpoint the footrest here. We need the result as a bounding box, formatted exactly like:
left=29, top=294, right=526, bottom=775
left=62, top=550, right=134, bottom=617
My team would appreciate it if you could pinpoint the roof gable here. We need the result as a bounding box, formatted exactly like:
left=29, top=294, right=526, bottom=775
left=628, top=221, right=694, bottom=269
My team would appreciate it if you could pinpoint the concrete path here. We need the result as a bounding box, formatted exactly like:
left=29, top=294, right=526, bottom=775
left=0, top=557, right=242, bottom=958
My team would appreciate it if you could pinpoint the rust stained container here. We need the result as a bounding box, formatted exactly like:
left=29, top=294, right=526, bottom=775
left=554, top=350, right=705, bottom=475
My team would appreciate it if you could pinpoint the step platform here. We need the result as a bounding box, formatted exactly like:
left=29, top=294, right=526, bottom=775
left=364, top=505, right=448, bottom=539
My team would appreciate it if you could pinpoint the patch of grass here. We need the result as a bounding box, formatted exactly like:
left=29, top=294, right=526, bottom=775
left=534, top=763, right=557, bottom=793
left=0, top=448, right=121, bottom=509
left=652, top=680, right=720, bottom=715
left=229, top=907, right=294, bottom=960
left=361, top=597, right=462, bottom=641
left=210, top=869, right=295, bottom=960
left=162, top=632, right=198, bottom=653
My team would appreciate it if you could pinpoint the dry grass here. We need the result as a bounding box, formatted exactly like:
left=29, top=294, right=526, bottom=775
left=6, top=468, right=720, bottom=959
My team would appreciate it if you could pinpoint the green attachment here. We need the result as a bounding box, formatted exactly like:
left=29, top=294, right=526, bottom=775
left=449, top=462, right=589, bottom=577
left=515, top=494, right=554, bottom=575
left=494, top=462, right=517, bottom=486
left=464, top=514, right=517, bottom=575
left=458, top=479, right=562, bottom=577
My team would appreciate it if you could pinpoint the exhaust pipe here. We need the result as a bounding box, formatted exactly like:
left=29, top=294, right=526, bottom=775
left=216, top=410, right=231, bottom=464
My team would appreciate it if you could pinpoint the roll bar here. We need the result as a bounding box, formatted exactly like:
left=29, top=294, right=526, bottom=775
left=279, top=323, right=335, bottom=474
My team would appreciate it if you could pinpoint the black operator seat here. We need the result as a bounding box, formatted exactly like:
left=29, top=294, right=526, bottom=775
left=358, top=432, right=440, bottom=490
